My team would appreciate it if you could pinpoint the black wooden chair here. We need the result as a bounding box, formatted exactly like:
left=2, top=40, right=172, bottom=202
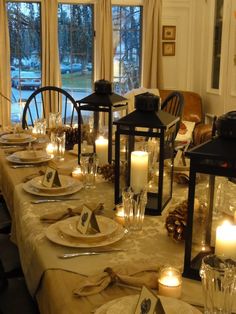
left=161, top=91, right=184, bottom=139
left=21, top=86, right=79, bottom=129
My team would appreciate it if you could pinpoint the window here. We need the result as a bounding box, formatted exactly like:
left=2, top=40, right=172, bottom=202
left=7, top=2, right=41, bottom=123
left=112, top=5, right=142, bottom=95
left=58, top=4, right=94, bottom=101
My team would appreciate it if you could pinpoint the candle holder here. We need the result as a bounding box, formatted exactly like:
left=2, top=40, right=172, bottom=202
left=183, top=135, right=236, bottom=280
left=158, top=266, right=182, bottom=299
left=114, top=92, right=179, bottom=215
left=77, top=80, right=128, bottom=164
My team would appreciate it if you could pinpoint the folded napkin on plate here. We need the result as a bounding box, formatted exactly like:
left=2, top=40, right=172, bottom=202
left=40, top=202, right=104, bottom=223
left=48, top=158, right=78, bottom=175
left=22, top=170, right=45, bottom=183
left=73, top=263, right=160, bottom=297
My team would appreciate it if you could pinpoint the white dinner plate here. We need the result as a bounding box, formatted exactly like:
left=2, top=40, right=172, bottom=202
left=22, top=179, right=83, bottom=197
left=46, top=219, right=125, bottom=248
left=0, top=133, right=37, bottom=145
left=30, top=175, right=74, bottom=193
left=95, top=295, right=201, bottom=314
left=59, top=216, right=119, bottom=242
left=1, top=133, right=32, bottom=142
left=6, top=153, right=53, bottom=164
left=12, top=150, right=50, bottom=162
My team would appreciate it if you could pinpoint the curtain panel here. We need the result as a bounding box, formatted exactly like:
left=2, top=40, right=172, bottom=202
left=142, top=0, right=162, bottom=89
left=41, top=0, right=61, bottom=114
left=0, top=0, right=11, bottom=127
left=95, top=0, right=113, bottom=82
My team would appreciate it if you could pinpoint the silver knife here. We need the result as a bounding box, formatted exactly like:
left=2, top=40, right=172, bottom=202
left=58, top=249, right=125, bottom=259
left=31, top=198, right=81, bottom=204
left=11, top=165, right=36, bottom=168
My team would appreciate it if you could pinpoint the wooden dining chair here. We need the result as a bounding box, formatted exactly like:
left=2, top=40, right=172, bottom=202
left=21, top=86, right=79, bottom=129
left=161, top=91, right=184, bottom=139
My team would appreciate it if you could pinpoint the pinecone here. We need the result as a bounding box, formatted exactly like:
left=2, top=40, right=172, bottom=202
left=98, top=163, right=115, bottom=182
left=165, top=200, right=188, bottom=242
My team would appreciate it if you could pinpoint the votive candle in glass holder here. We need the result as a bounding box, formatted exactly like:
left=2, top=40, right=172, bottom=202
left=115, top=204, right=125, bottom=226
left=72, top=166, right=83, bottom=181
left=158, top=266, right=182, bottom=299
left=46, top=143, right=55, bottom=157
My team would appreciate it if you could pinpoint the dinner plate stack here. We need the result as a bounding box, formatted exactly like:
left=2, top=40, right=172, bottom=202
left=46, top=216, right=125, bottom=248
left=0, top=133, right=36, bottom=145
left=95, top=295, right=201, bottom=314
left=6, top=150, right=53, bottom=164
left=23, top=175, right=83, bottom=197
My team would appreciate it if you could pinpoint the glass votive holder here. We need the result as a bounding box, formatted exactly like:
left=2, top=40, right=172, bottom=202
left=158, top=266, right=182, bottom=299
left=46, top=143, right=55, bottom=157
left=72, top=166, right=83, bottom=181
left=115, top=204, right=125, bottom=226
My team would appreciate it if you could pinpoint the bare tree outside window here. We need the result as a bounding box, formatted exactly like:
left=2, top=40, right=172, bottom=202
left=7, top=2, right=41, bottom=123
left=112, top=6, right=142, bottom=95
left=58, top=4, right=94, bottom=101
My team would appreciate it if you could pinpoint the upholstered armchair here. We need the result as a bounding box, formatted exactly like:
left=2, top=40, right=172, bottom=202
left=159, top=89, right=213, bottom=146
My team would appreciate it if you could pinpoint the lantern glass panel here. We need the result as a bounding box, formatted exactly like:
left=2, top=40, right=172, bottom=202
left=184, top=172, right=235, bottom=278
left=115, top=125, right=175, bottom=215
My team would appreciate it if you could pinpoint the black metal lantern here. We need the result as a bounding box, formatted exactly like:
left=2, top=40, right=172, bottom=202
left=183, top=135, right=236, bottom=280
left=114, top=92, right=179, bottom=215
left=77, top=79, right=127, bottom=164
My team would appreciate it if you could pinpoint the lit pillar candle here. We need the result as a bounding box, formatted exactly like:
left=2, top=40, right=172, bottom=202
left=215, top=221, right=236, bottom=259
left=130, top=151, right=148, bottom=193
left=158, top=266, right=182, bottom=299
left=95, top=136, right=108, bottom=165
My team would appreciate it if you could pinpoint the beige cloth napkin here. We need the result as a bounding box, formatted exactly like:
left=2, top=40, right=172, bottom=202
left=40, top=202, right=104, bottom=223
left=73, top=263, right=160, bottom=297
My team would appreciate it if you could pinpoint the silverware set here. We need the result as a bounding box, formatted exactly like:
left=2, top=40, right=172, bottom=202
left=31, top=198, right=81, bottom=204
left=58, top=249, right=126, bottom=259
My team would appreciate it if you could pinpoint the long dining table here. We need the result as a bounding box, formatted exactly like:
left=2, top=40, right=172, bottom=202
left=0, top=141, right=209, bottom=314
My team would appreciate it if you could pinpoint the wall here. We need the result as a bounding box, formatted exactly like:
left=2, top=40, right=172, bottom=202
left=160, top=0, right=236, bottom=117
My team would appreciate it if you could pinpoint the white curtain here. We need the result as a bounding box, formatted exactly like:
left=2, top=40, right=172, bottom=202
left=41, top=0, right=61, bottom=114
left=95, top=0, right=113, bottom=82
left=142, top=0, right=162, bottom=89
left=0, top=0, right=11, bottom=127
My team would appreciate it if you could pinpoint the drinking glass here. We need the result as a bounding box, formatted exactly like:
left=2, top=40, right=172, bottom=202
left=34, top=118, right=47, bottom=135
left=200, top=254, right=236, bottom=314
left=80, top=153, right=98, bottom=189
left=51, top=131, right=65, bottom=161
left=49, top=112, right=62, bottom=129
left=122, top=187, right=147, bottom=231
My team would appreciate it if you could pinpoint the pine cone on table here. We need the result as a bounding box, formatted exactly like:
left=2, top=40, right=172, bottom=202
left=98, top=163, right=115, bottom=182
left=165, top=200, right=188, bottom=242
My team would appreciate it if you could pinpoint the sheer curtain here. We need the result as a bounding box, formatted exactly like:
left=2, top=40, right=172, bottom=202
left=41, top=0, right=61, bottom=114
left=95, top=0, right=113, bottom=82
left=142, top=0, right=162, bottom=89
left=0, top=0, right=11, bottom=127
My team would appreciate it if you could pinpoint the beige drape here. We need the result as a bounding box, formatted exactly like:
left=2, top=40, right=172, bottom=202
left=41, top=0, right=61, bottom=114
left=95, top=0, right=113, bottom=82
left=142, top=0, right=162, bottom=89
left=0, top=0, right=11, bottom=127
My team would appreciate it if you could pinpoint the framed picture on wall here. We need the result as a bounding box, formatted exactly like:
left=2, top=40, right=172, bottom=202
left=162, top=26, right=176, bottom=40
left=162, top=42, right=175, bottom=56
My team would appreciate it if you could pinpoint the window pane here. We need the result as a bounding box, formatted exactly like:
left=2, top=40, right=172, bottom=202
left=112, top=6, right=142, bottom=95
left=58, top=4, right=93, bottom=101
left=7, top=2, right=41, bottom=123
left=211, top=0, right=224, bottom=89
